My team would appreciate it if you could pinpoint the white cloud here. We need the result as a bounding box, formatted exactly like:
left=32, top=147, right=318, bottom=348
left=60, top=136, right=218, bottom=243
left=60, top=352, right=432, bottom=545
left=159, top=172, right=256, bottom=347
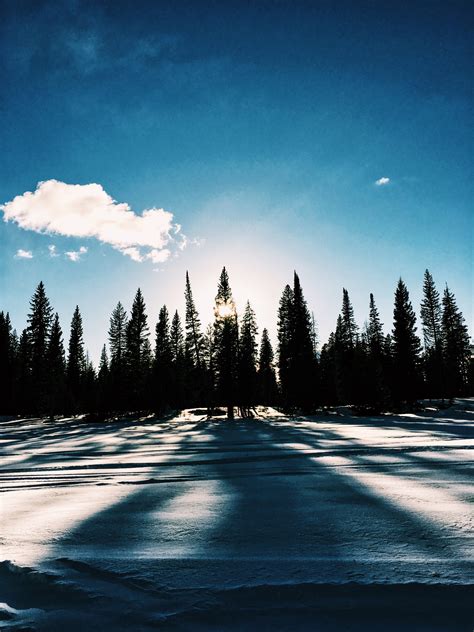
left=65, top=246, right=88, bottom=262
left=15, top=249, right=33, bottom=259
left=375, top=177, right=390, bottom=186
left=48, top=244, right=59, bottom=257
left=1, top=180, right=185, bottom=262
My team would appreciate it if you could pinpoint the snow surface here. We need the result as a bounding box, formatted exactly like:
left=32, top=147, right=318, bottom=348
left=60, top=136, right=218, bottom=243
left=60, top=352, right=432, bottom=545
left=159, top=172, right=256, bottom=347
left=1, top=401, right=473, bottom=630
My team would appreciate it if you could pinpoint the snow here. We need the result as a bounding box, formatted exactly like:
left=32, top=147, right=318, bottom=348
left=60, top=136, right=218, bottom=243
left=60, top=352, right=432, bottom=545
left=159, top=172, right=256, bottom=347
left=1, top=401, right=473, bottom=630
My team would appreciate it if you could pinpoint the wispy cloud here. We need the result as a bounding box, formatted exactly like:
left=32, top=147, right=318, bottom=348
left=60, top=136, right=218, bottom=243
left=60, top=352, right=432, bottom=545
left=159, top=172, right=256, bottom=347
left=375, top=176, right=391, bottom=186
left=48, top=244, right=59, bottom=257
left=1, top=180, right=186, bottom=262
left=15, top=249, right=33, bottom=259
left=65, top=246, right=88, bottom=262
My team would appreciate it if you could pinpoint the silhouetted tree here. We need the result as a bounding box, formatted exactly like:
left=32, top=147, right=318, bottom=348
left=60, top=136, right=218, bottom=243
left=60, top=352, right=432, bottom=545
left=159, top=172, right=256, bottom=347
left=46, top=313, right=66, bottom=417
left=258, top=328, right=278, bottom=406
left=97, top=344, right=110, bottom=413
left=67, top=306, right=86, bottom=413
left=441, top=286, right=470, bottom=398
left=277, top=284, right=294, bottom=406
left=170, top=310, right=185, bottom=406
left=392, top=279, right=422, bottom=405
left=365, top=293, right=388, bottom=407
left=289, top=272, right=318, bottom=410
left=154, top=305, right=172, bottom=413
left=108, top=301, right=128, bottom=411
left=0, top=312, right=15, bottom=413
left=214, top=267, right=238, bottom=418
left=238, top=301, right=258, bottom=415
left=126, top=289, right=150, bottom=410
left=420, top=270, right=444, bottom=398
left=27, top=281, right=53, bottom=413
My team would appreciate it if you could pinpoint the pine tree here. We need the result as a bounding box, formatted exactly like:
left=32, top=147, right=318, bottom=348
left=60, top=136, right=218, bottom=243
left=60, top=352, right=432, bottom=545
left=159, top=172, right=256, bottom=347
left=290, top=272, right=318, bottom=410
left=126, top=289, right=150, bottom=410
left=154, top=305, right=173, bottom=413
left=213, top=267, right=239, bottom=418
left=108, top=301, right=128, bottom=411
left=341, top=288, right=358, bottom=349
left=16, top=329, right=31, bottom=414
left=46, top=313, right=66, bottom=417
left=97, top=344, right=110, bottom=413
left=170, top=310, right=185, bottom=407
left=67, top=306, right=86, bottom=413
left=441, top=286, right=470, bottom=398
left=258, top=328, right=278, bottom=406
left=184, top=272, right=206, bottom=406
left=365, top=293, right=388, bottom=407
left=27, top=281, right=53, bottom=413
left=277, top=284, right=294, bottom=406
left=420, top=270, right=443, bottom=398
left=334, top=289, right=360, bottom=404
left=238, top=301, right=258, bottom=415
left=392, top=279, right=422, bottom=404
left=184, top=272, right=204, bottom=368
left=0, top=312, right=15, bottom=413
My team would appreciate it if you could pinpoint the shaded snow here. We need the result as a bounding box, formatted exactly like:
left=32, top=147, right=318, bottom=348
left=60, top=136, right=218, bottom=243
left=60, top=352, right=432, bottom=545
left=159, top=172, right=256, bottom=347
left=1, top=401, right=473, bottom=630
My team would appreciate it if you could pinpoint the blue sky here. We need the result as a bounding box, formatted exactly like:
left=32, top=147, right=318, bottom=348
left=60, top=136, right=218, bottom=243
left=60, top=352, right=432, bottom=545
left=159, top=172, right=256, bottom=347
left=1, top=0, right=472, bottom=362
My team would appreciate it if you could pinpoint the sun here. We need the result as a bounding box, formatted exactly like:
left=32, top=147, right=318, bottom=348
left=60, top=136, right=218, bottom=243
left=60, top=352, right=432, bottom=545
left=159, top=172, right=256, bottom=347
left=215, top=300, right=236, bottom=319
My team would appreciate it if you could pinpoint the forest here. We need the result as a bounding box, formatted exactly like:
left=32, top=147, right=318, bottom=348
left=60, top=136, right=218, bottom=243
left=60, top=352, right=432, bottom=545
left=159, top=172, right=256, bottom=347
left=0, top=268, right=471, bottom=419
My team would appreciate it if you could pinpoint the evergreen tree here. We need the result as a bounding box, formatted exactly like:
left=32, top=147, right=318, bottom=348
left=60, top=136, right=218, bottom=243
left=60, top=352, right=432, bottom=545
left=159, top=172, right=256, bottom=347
left=154, top=305, right=173, bottom=413
left=170, top=310, right=185, bottom=407
left=67, top=306, right=86, bottom=413
left=392, top=279, right=422, bottom=404
left=420, top=270, right=443, bottom=397
left=341, top=288, right=358, bottom=349
left=27, top=281, right=53, bottom=413
left=16, top=329, right=31, bottom=414
left=289, top=272, right=318, bottom=410
left=258, top=328, right=278, bottom=406
left=441, top=286, right=471, bottom=398
left=334, top=289, right=360, bottom=404
left=46, top=313, right=66, bottom=417
left=365, top=293, right=388, bottom=407
left=97, top=344, right=110, bottom=413
left=213, top=267, right=239, bottom=419
left=184, top=272, right=204, bottom=368
left=319, top=333, right=337, bottom=405
left=108, top=301, right=128, bottom=411
left=277, top=284, right=294, bottom=406
left=0, top=312, right=15, bottom=413
left=126, top=289, right=150, bottom=410
left=238, top=301, right=258, bottom=415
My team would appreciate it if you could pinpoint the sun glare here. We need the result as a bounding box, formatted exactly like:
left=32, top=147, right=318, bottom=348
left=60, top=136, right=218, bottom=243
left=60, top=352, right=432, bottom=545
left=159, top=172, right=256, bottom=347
left=215, top=300, right=236, bottom=319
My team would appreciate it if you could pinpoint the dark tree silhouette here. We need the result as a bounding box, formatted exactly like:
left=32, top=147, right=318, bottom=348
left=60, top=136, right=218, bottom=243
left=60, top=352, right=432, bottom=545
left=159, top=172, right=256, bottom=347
left=441, top=286, right=470, bottom=398
left=170, top=310, right=185, bottom=407
left=154, top=305, right=172, bottom=413
left=27, top=282, right=53, bottom=413
left=277, top=284, right=294, bottom=407
left=238, top=300, right=258, bottom=415
left=126, top=289, right=150, bottom=410
left=258, top=328, right=278, bottom=406
left=108, top=301, right=128, bottom=411
left=213, top=267, right=238, bottom=419
left=47, top=313, right=66, bottom=418
left=392, top=279, right=422, bottom=404
left=420, top=270, right=444, bottom=398
left=67, top=306, right=86, bottom=413
left=0, top=312, right=16, bottom=413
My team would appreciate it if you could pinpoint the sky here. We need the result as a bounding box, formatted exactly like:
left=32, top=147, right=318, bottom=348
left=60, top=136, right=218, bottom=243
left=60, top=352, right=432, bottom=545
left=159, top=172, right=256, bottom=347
left=1, top=0, right=472, bottom=363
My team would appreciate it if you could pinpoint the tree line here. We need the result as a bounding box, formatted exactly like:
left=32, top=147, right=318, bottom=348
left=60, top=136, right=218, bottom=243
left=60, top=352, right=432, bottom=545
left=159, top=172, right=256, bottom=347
left=0, top=268, right=471, bottom=418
